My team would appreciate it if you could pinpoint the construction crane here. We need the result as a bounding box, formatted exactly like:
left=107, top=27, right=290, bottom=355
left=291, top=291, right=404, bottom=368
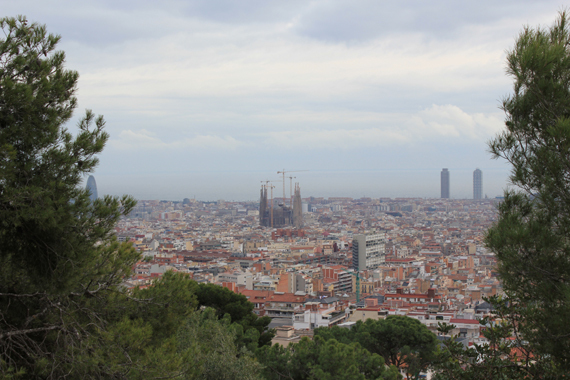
left=277, top=169, right=309, bottom=206
left=342, top=269, right=361, bottom=303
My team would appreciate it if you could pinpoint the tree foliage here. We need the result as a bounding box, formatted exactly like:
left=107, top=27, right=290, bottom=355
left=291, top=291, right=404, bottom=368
left=485, top=10, right=570, bottom=373
left=0, top=16, right=141, bottom=378
left=130, top=271, right=199, bottom=346
left=434, top=11, right=570, bottom=380
left=0, top=15, right=272, bottom=379
left=434, top=298, right=560, bottom=380
left=315, top=316, right=438, bottom=378
left=177, top=308, right=263, bottom=380
left=256, top=336, right=401, bottom=380
left=196, top=283, right=274, bottom=350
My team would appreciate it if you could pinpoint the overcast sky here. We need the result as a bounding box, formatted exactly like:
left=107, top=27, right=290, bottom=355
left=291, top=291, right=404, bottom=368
left=3, top=1, right=564, bottom=200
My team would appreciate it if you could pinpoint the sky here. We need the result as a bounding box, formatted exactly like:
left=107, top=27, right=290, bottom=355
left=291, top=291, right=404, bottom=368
left=3, top=1, right=565, bottom=201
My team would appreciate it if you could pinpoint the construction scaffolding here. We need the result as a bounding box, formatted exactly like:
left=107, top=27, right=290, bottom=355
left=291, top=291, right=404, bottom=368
left=259, top=182, right=303, bottom=228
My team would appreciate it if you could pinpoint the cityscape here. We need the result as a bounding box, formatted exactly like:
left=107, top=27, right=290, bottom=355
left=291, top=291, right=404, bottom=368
left=3, top=2, right=569, bottom=379
left=95, top=165, right=498, bottom=348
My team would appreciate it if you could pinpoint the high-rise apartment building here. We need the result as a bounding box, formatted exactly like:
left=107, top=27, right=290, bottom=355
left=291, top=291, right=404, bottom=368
left=473, top=168, right=483, bottom=199
left=352, top=232, right=386, bottom=271
left=441, top=168, right=450, bottom=198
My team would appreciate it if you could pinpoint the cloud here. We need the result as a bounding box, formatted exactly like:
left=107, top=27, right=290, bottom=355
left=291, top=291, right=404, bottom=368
left=262, top=128, right=410, bottom=149
left=6, top=0, right=546, bottom=199
left=109, top=129, right=244, bottom=150
left=256, top=105, right=505, bottom=149
left=418, top=104, right=504, bottom=139
left=293, top=0, right=558, bottom=43
left=103, top=103, right=505, bottom=156
left=76, top=32, right=506, bottom=99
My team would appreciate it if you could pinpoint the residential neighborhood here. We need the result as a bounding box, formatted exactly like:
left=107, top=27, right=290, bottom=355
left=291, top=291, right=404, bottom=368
left=121, top=196, right=500, bottom=347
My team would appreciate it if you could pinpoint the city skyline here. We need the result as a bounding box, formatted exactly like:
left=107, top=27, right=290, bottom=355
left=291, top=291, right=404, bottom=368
left=6, top=1, right=554, bottom=200
left=2, top=4, right=566, bottom=378
left=83, top=167, right=508, bottom=202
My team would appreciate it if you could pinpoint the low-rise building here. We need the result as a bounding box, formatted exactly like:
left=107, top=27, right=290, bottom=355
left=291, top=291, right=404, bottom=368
left=293, top=297, right=348, bottom=329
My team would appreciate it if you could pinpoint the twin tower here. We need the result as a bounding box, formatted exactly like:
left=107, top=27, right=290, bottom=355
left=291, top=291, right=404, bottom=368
left=441, top=168, right=483, bottom=199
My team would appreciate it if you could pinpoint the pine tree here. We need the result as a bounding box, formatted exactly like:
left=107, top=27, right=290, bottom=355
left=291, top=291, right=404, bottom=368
left=0, top=16, right=139, bottom=378
left=486, top=10, right=570, bottom=372
left=434, top=11, right=570, bottom=379
left=256, top=336, right=401, bottom=380
left=315, top=316, right=437, bottom=379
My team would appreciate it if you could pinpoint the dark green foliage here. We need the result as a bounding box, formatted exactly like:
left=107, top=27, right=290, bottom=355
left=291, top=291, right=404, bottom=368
left=93, top=275, right=262, bottom=380
left=433, top=11, right=570, bottom=380
left=197, top=283, right=254, bottom=321
left=0, top=16, right=141, bottom=378
left=196, top=283, right=274, bottom=349
left=130, top=271, right=199, bottom=345
left=0, top=15, right=275, bottom=379
left=177, top=308, right=263, bottom=380
left=315, top=316, right=438, bottom=379
left=434, top=297, right=562, bottom=380
left=256, top=336, right=401, bottom=380
left=0, top=16, right=128, bottom=291
left=485, top=10, right=570, bottom=373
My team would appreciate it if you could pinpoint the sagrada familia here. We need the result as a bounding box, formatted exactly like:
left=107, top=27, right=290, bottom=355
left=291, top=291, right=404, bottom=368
left=259, top=183, right=303, bottom=228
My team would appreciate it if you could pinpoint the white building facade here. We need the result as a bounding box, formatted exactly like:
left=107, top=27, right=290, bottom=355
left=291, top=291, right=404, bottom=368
left=352, top=232, right=386, bottom=271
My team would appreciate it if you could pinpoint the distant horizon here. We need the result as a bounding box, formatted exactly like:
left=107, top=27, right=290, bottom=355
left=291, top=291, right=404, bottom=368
left=6, top=0, right=547, bottom=202
left=88, top=166, right=511, bottom=202
left=130, top=195, right=504, bottom=203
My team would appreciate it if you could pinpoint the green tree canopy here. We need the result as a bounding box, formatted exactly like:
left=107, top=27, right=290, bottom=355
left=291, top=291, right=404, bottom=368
left=434, top=310, right=559, bottom=380
left=0, top=15, right=141, bottom=378
left=196, top=283, right=274, bottom=349
left=485, top=10, right=570, bottom=372
left=196, top=283, right=255, bottom=322
left=315, top=316, right=438, bottom=379
left=0, top=17, right=239, bottom=380
left=256, top=336, right=401, bottom=380
left=177, top=308, right=263, bottom=380
left=434, top=11, right=570, bottom=380
left=130, top=271, right=199, bottom=346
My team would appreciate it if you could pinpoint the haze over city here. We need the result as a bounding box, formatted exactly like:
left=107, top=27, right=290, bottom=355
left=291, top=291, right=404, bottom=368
left=5, top=1, right=563, bottom=200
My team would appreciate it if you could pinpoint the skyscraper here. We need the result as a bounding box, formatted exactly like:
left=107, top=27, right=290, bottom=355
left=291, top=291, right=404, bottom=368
left=473, top=168, right=483, bottom=199
left=441, top=168, right=450, bottom=198
left=86, top=175, right=98, bottom=202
